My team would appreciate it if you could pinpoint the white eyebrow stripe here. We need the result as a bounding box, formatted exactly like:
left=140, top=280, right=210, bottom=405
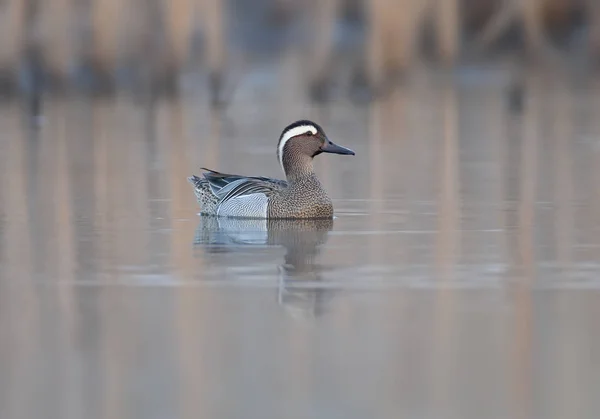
left=278, top=125, right=317, bottom=172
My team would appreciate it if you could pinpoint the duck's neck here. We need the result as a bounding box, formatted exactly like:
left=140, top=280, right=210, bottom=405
left=283, top=155, right=316, bottom=184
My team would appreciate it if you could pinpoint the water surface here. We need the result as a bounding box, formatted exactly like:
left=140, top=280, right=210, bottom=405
left=1, top=69, right=599, bottom=419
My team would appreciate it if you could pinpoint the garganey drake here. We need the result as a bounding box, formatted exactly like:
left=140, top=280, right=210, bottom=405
left=188, top=120, right=355, bottom=219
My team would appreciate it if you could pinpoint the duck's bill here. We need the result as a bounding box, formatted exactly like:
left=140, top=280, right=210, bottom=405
left=321, top=140, right=355, bottom=155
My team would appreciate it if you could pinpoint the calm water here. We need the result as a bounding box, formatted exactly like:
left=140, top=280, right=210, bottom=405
left=1, top=68, right=600, bottom=419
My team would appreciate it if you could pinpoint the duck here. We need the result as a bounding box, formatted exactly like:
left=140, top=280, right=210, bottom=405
left=188, top=119, right=355, bottom=219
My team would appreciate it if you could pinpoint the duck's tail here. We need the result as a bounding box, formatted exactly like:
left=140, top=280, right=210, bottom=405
left=187, top=174, right=219, bottom=215
left=187, top=175, right=205, bottom=189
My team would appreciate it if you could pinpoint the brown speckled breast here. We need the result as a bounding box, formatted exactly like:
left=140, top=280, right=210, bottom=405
left=268, top=174, right=333, bottom=219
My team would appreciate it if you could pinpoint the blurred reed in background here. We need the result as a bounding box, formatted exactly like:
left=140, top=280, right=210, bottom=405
left=0, top=0, right=599, bottom=103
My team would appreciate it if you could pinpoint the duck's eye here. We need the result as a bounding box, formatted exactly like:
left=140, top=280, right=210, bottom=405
left=305, top=131, right=314, bottom=136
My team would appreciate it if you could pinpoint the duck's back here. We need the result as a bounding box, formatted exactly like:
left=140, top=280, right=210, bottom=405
left=188, top=170, right=287, bottom=218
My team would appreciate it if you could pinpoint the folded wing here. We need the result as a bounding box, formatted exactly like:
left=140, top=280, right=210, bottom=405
left=200, top=168, right=287, bottom=218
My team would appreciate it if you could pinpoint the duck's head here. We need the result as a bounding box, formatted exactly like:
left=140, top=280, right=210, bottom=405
left=277, top=120, right=355, bottom=178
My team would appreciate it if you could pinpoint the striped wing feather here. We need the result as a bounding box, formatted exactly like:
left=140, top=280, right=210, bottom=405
left=200, top=168, right=287, bottom=205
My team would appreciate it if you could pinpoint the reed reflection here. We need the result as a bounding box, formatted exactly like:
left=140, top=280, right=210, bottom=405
left=193, top=217, right=334, bottom=316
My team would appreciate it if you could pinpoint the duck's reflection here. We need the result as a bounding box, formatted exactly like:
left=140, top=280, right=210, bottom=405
left=193, top=217, right=334, bottom=317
